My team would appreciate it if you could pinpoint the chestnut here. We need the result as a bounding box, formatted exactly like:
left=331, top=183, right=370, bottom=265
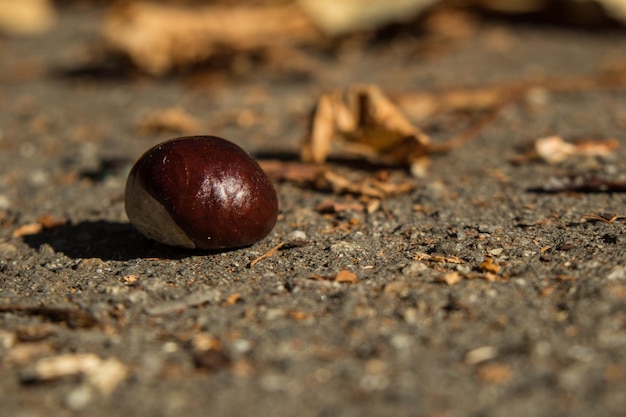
left=125, top=136, right=278, bottom=250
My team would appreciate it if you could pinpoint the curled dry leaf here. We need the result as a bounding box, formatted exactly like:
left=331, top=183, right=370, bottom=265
left=301, top=84, right=430, bottom=167
left=103, top=2, right=319, bottom=75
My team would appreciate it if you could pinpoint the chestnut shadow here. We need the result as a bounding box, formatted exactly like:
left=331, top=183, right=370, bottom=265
left=21, top=221, right=201, bottom=261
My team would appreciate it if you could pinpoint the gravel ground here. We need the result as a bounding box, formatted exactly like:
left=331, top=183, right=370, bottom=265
left=1, top=5, right=626, bottom=417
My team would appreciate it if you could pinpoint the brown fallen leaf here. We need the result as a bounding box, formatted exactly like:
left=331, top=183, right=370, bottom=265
left=0, top=0, right=56, bottom=36
left=301, top=84, right=430, bottom=167
left=260, top=160, right=416, bottom=199
left=512, top=136, right=618, bottom=165
left=103, top=2, right=319, bottom=75
left=318, top=169, right=416, bottom=198
left=299, top=0, right=438, bottom=36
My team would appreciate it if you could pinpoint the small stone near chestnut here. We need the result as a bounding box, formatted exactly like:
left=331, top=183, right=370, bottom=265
left=125, top=135, right=278, bottom=250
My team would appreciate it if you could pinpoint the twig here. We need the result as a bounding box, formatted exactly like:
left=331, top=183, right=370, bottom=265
left=248, top=242, right=285, bottom=268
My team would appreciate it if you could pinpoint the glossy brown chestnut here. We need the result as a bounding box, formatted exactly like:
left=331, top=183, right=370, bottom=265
left=125, top=136, right=278, bottom=250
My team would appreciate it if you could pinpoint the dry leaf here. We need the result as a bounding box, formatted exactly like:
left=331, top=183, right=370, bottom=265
left=299, top=0, right=437, bottom=35
left=534, top=135, right=577, bottom=164
left=301, top=84, right=430, bottom=167
left=20, top=353, right=127, bottom=395
left=0, top=0, right=56, bottom=36
left=103, top=2, right=319, bottom=75
left=318, top=169, right=416, bottom=198
left=534, top=136, right=618, bottom=164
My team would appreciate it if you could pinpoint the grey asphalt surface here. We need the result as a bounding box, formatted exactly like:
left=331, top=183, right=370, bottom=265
left=1, top=5, right=626, bottom=417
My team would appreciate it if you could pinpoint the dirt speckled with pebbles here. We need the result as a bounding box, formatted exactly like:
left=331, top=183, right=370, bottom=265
left=1, top=5, right=626, bottom=417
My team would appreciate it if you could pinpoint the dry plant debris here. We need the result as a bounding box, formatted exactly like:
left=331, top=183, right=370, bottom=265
left=301, top=84, right=431, bottom=167
left=308, top=269, right=359, bottom=284
left=511, top=135, right=619, bottom=165
left=0, top=305, right=99, bottom=328
left=581, top=213, right=626, bottom=224
left=103, top=2, right=320, bottom=75
left=299, top=0, right=438, bottom=35
left=536, top=175, right=626, bottom=193
left=248, top=242, right=286, bottom=268
left=315, top=199, right=365, bottom=214
left=413, top=252, right=464, bottom=264
left=20, top=353, right=127, bottom=396
left=11, top=214, right=67, bottom=238
left=478, top=256, right=501, bottom=274
left=300, top=73, right=626, bottom=172
left=260, top=160, right=417, bottom=199
left=396, top=69, right=626, bottom=122
left=0, top=0, right=56, bottom=36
